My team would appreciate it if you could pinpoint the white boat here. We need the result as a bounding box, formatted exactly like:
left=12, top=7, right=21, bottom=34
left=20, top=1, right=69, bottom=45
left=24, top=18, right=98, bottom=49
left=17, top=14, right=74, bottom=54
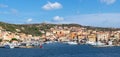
left=91, top=41, right=115, bottom=47
left=94, top=44, right=114, bottom=47
left=93, top=41, right=114, bottom=47
left=67, top=41, right=78, bottom=45
left=86, top=41, right=96, bottom=45
left=4, top=44, right=14, bottom=49
left=4, top=42, right=15, bottom=49
left=108, top=41, right=113, bottom=45
left=96, top=41, right=105, bottom=46
left=44, top=41, right=54, bottom=44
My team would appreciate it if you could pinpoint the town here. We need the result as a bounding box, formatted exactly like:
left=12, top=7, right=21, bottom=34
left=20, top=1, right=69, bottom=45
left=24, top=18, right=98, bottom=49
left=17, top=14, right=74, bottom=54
left=0, top=23, right=120, bottom=48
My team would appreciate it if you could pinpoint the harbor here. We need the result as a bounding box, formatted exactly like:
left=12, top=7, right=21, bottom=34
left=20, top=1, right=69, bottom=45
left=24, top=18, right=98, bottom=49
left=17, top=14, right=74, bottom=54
left=0, top=43, right=120, bottom=57
left=0, top=0, right=120, bottom=57
left=0, top=40, right=117, bottom=49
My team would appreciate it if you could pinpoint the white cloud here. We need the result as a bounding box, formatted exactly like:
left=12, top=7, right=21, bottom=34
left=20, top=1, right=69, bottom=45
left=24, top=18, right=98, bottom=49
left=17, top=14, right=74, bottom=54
left=42, top=1, right=62, bottom=10
left=0, top=4, right=8, bottom=8
left=53, top=16, right=64, bottom=21
left=100, top=0, right=116, bottom=5
left=27, top=18, right=32, bottom=23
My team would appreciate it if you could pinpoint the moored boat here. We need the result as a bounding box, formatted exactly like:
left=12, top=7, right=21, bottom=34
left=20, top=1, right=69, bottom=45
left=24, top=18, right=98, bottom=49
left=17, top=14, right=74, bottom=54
left=44, top=41, right=55, bottom=44
left=4, top=44, right=14, bottom=49
left=67, top=41, right=78, bottom=45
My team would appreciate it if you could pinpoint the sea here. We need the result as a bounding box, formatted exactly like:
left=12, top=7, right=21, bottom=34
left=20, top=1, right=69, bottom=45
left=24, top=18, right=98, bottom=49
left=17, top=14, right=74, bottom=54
left=0, top=42, right=120, bottom=57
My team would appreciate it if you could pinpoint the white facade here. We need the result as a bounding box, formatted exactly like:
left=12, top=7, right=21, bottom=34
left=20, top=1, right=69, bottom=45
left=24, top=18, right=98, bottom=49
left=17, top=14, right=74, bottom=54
left=97, top=33, right=109, bottom=41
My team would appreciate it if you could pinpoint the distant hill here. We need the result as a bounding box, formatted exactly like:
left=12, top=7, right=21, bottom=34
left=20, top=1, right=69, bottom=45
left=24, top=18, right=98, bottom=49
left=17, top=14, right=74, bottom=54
left=0, top=22, right=120, bottom=36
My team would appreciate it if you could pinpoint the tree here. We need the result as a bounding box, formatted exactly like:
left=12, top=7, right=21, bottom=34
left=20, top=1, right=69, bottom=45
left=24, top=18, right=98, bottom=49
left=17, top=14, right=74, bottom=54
left=0, top=39, right=2, bottom=42
left=11, top=38, right=18, bottom=41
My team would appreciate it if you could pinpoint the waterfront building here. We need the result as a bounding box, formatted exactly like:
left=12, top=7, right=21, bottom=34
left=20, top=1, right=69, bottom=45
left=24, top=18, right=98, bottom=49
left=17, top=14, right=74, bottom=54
left=88, top=34, right=96, bottom=43
left=97, top=32, right=109, bottom=42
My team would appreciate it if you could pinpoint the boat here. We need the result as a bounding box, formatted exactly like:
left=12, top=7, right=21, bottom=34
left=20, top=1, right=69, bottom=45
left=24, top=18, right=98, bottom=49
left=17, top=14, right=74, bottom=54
left=94, top=45, right=114, bottom=47
left=39, top=44, right=43, bottom=48
left=86, top=41, right=96, bottom=45
left=93, top=41, right=114, bottom=47
left=108, top=41, right=113, bottom=45
left=67, top=41, right=78, bottom=45
left=4, top=44, right=14, bottom=49
left=44, top=41, right=54, bottom=44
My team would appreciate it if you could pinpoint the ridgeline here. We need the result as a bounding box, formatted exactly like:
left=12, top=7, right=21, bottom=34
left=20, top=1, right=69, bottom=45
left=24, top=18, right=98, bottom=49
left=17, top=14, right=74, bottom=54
left=0, top=22, right=120, bottom=36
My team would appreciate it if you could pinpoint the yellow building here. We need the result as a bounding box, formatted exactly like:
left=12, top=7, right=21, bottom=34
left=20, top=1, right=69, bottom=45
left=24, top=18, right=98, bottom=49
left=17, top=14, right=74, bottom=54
left=88, top=34, right=96, bottom=42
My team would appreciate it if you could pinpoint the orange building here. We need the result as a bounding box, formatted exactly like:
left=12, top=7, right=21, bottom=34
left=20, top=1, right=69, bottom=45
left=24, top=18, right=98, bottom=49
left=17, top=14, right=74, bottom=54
left=70, top=32, right=76, bottom=40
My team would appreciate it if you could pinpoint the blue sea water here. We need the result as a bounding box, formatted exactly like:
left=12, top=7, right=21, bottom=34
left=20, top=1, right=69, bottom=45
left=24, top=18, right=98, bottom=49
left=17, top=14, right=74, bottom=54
left=0, top=43, right=120, bottom=57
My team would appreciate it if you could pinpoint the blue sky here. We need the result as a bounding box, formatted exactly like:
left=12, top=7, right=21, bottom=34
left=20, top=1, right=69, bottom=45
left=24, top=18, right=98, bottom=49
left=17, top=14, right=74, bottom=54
left=0, top=0, right=120, bottom=27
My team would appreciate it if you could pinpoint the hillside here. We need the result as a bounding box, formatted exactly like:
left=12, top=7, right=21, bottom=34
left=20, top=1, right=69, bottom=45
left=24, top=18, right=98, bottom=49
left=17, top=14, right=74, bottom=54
left=0, top=22, right=120, bottom=36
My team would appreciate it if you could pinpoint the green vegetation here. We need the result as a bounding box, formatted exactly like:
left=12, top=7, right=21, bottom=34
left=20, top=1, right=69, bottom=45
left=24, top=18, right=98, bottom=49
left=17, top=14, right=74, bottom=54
left=0, top=22, right=55, bottom=36
left=11, top=38, right=18, bottom=41
left=0, top=39, right=2, bottom=42
left=10, top=38, right=23, bottom=42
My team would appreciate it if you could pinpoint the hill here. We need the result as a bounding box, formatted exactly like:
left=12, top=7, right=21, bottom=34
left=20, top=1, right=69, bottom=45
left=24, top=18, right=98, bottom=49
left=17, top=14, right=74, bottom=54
left=0, top=22, right=120, bottom=36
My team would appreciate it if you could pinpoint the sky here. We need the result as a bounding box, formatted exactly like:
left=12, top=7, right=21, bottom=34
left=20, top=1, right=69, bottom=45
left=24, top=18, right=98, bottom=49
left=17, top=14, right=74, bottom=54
left=0, top=0, right=120, bottom=28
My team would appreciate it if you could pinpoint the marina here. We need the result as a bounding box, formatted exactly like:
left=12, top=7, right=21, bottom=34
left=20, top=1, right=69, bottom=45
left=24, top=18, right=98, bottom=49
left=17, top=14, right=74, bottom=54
left=0, top=41, right=116, bottom=49
left=0, top=43, right=120, bottom=57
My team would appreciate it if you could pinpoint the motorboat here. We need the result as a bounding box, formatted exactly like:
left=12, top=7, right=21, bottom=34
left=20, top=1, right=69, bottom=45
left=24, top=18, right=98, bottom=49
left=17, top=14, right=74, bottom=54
left=86, top=41, right=96, bottom=45
left=67, top=41, right=78, bottom=45
left=4, top=43, right=15, bottom=49
left=44, top=41, right=54, bottom=44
